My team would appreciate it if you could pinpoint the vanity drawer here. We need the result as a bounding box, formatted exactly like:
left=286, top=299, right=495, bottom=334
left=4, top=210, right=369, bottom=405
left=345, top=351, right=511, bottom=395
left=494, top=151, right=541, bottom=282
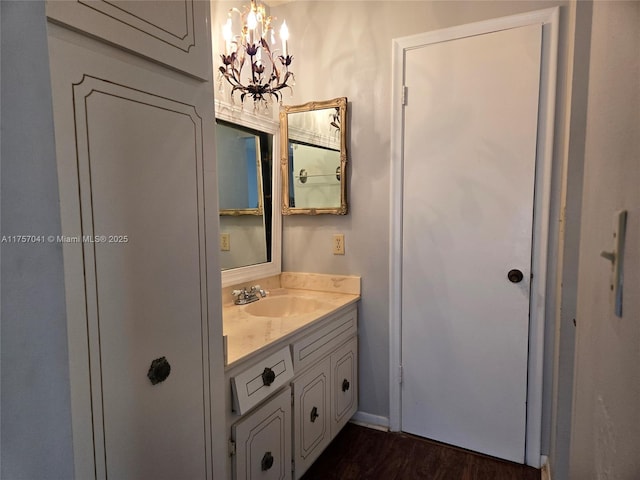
left=291, top=306, right=357, bottom=373
left=231, top=347, right=294, bottom=415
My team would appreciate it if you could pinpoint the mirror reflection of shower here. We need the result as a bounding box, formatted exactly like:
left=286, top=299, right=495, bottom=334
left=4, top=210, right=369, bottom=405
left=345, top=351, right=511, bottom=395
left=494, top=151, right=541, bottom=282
left=289, top=142, right=341, bottom=209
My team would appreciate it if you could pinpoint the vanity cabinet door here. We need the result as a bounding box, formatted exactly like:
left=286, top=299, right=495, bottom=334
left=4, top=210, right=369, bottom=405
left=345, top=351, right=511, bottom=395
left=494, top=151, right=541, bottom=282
left=292, top=357, right=331, bottom=479
left=46, top=0, right=211, bottom=80
left=331, top=337, right=358, bottom=437
left=232, top=387, right=292, bottom=480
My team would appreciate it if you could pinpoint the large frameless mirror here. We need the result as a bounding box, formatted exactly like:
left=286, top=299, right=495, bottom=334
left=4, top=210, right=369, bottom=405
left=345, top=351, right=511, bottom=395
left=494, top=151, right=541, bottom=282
left=280, top=97, right=348, bottom=215
left=217, top=122, right=264, bottom=217
left=215, top=102, right=281, bottom=286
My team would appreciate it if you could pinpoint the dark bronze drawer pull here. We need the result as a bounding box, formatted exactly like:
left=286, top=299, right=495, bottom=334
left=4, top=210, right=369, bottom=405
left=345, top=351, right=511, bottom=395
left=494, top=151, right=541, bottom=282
left=262, top=367, right=276, bottom=386
left=342, top=378, right=350, bottom=392
left=310, top=406, right=319, bottom=423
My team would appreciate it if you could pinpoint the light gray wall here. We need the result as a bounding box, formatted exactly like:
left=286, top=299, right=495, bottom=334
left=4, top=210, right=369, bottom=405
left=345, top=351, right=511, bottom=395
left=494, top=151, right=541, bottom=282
left=569, top=1, right=640, bottom=478
left=272, top=1, right=574, bottom=447
left=1, top=1, right=74, bottom=478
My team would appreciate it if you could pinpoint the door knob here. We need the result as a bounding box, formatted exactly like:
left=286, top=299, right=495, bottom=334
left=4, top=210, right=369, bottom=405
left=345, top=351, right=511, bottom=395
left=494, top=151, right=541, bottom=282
left=507, top=269, right=524, bottom=283
left=342, top=378, right=350, bottom=392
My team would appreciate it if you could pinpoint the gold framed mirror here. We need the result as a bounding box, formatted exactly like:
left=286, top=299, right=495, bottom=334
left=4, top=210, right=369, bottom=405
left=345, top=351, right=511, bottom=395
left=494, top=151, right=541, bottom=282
left=280, top=97, right=348, bottom=215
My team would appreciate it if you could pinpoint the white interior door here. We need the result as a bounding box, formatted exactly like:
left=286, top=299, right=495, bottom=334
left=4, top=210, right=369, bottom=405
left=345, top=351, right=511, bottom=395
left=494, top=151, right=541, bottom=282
left=401, top=24, right=542, bottom=463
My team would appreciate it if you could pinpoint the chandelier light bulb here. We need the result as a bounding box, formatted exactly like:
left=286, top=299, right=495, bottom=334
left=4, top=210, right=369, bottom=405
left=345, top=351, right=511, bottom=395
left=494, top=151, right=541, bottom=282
left=280, top=20, right=289, bottom=57
left=223, top=18, right=232, bottom=41
left=247, top=10, right=257, bottom=31
left=222, top=18, right=232, bottom=54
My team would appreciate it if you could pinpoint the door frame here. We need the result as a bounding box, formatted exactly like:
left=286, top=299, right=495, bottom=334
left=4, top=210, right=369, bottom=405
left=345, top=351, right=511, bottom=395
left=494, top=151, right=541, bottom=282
left=388, top=8, right=559, bottom=468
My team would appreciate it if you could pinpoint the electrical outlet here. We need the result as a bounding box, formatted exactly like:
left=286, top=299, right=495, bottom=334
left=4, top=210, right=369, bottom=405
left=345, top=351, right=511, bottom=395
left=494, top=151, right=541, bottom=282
left=220, top=233, right=230, bottom=251
left=333, top=234, right=345, bottom=255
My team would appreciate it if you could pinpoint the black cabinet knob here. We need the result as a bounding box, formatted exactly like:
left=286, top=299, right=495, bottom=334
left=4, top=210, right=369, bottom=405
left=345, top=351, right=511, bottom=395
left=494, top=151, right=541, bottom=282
left=342, top=378, right=350, bottom=392
left=147, top=357, right=171, bottom=385
left=507, top=269, right=524, bottom=283
left=262, top=367, right=276, bottom=386
left=310, top=406, right=319, bottom=423
left=261, top=452, right=274, bottom=471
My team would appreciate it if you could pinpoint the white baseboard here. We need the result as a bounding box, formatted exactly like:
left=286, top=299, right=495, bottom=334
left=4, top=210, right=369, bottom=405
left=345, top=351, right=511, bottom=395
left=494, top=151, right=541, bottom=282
left=541, top=455, right=551, bottom=480
left=350, top=411, right=390, bottom=431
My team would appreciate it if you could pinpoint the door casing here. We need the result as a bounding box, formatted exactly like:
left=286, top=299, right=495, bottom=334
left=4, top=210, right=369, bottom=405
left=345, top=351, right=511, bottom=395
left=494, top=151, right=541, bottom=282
left=388, top=7, right=559, bottom=468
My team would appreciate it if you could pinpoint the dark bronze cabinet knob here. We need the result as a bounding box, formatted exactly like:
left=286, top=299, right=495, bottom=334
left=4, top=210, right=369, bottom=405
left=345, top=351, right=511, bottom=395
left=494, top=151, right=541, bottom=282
left=261, top=452, right=274, bottom=471
left=342, top=378, right=350, bottom=392
left=147, top=357, right=171, bottom=385
left=310, top=406, right=319, bottom=423
left=262, top=367, right=276, bottom=386
left=507, top=269, right=524, bottom=283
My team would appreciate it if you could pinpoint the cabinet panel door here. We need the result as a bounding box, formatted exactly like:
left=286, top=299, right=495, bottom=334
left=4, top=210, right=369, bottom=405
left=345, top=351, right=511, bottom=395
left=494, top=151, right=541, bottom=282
left=46, top=0, right=211, bottom=79
left=292, top=357, right=331, bottom=479
left=47, top=24, right=219, bottom=480
left=232, top=387, right=292, bottom=480
left=331, top=337, right=358, bottom=437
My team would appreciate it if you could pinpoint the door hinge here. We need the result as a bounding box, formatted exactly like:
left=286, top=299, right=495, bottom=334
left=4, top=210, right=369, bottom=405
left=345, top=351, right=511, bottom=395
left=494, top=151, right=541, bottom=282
left=291, top=392, right=295, bottom=406
left=228, top=439, right=236, bottom=457
left=401, top=86, right=408, bottom=106
left=399, top=364, right=403, bottom=385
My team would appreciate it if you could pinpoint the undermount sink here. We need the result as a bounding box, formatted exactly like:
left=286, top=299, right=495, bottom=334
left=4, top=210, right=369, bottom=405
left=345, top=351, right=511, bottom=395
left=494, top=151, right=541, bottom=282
left=244, top=295, right=330, bottom=318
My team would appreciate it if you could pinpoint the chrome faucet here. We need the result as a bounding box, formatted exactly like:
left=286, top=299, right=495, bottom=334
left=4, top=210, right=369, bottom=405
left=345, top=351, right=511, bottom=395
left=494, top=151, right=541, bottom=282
left=232, top=285, right=267, bottom=305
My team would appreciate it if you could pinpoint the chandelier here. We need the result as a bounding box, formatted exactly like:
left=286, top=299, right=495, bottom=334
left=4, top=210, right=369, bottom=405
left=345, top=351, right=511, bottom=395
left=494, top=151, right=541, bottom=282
left=218, top=1, right=294, bottom=107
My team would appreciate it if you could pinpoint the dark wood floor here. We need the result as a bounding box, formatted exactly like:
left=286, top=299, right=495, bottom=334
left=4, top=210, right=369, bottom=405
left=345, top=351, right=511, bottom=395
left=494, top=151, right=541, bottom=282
left=301, top=423, right=540, bottom=480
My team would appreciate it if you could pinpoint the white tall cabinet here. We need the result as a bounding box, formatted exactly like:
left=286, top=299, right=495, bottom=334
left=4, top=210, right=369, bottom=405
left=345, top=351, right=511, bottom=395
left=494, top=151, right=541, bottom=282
left=45, top=2, right=225, bottom=479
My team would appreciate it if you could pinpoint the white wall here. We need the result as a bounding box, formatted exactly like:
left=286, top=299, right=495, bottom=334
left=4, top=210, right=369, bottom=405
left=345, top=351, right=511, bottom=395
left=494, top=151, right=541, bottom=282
left=273, top=1, right=574, bottom=447
left=569, top=2, right=640, bottom=478
left=1, top=1, right=75, bottom=478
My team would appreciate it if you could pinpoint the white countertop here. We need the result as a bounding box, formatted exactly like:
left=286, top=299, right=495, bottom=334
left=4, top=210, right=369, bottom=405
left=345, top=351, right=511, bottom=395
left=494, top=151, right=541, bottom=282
left=223, top=288, right=360, bottom=366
